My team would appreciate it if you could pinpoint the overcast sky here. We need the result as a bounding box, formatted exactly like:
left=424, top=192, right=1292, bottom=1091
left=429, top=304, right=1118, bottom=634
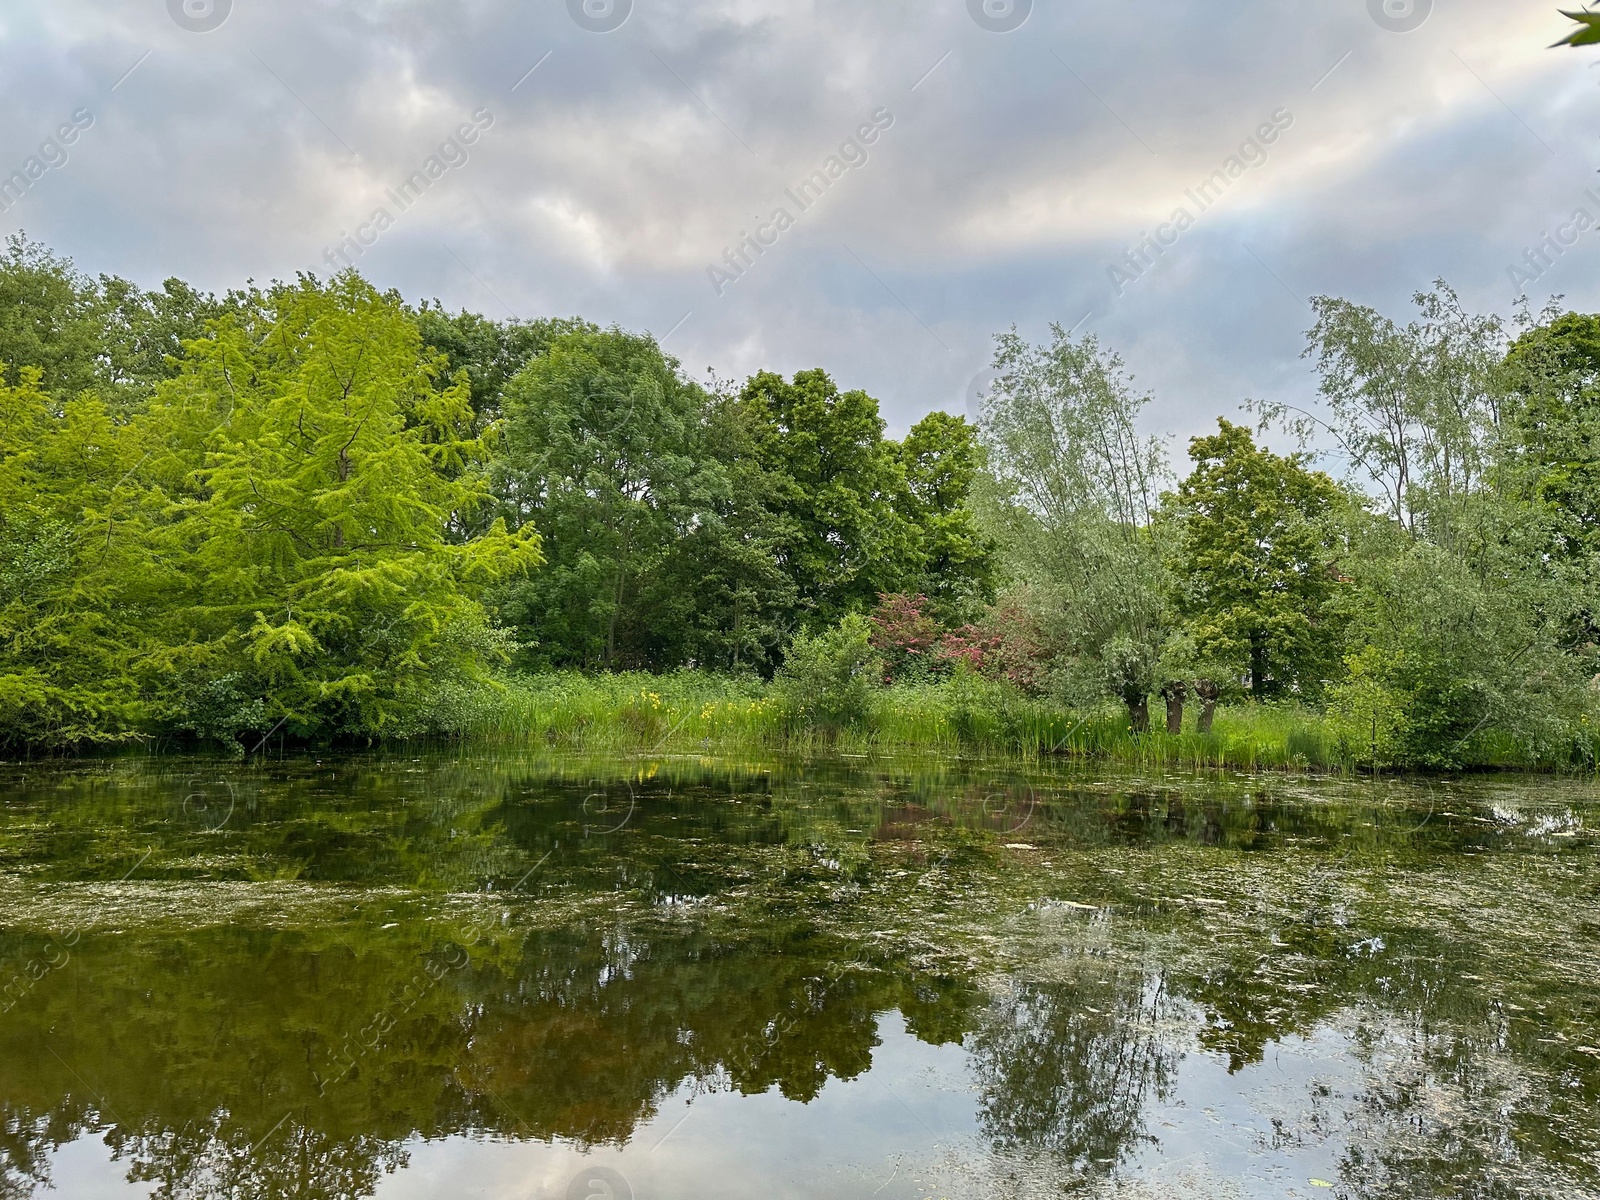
left=1, top=1, right=1594, bottom=447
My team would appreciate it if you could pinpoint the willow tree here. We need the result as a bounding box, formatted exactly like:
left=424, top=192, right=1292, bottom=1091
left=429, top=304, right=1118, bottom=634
left=1257, top=286, right=1594, bottom=766
left=976, top=326, right=1171, bottom=729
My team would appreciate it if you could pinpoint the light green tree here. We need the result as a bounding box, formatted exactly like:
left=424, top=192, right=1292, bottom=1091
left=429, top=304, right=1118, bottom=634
left=0, top=365, right=153, bottom=746
left=146, top=272, right=542, bottom=742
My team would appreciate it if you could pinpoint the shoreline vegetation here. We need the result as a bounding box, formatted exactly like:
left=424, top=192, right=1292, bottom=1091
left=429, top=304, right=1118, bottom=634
left=315, top=670, right=1598, bottom=775
left=2, top=236, right=1598, bottom=774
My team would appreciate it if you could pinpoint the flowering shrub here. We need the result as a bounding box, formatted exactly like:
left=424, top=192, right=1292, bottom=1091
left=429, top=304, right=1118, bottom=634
left=937, top=599, right=1051, bottom=694
left=868, top=593, right=942, bottom=684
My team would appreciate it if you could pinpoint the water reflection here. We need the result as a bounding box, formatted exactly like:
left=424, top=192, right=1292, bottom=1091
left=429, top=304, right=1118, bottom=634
left=0, top=753, right=1593, bottom=1198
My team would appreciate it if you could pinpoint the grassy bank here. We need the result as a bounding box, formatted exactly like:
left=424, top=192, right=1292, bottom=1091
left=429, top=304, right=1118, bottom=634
left=427, top=671, right=1598, bottom=773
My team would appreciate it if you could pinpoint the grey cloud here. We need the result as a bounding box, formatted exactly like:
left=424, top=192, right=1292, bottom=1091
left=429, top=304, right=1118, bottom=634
left=2, top=0, right=1593, bottom=437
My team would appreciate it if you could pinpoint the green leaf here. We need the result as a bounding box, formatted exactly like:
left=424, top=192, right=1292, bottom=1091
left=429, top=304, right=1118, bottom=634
left=1554, top=11, right=1600, bottom=47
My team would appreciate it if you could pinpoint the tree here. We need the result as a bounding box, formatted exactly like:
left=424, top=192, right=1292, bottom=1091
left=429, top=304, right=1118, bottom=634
left=1257, top=288, right=1597, bottom=765
left=1503, top=309, right=1600, bottom=561
left=0, top=364, right=151, bottom=747
left=1168, top=419, right=1347, bottom=702
left=1325, top=535, right=1588, bottom=768
left=628, top=387, right=799, bottom=674
left=0, top=235, right=107, bottom=402
left=0, top=234, right=221, bottom=411
left=148, top=273, right=541, bottom=741
left=492, top=327, right=722, bottom=670
left=976, top=326, right=1171, bottom=728
left=736, top=369, right=924, bottom=631
left=1258, top=282, right=1505, bottom=548
left=1556, top=10, right=1600, bottom=47
left=896, top=410, right=995, bottom=620
left=414, top=304, right=592, bottom=424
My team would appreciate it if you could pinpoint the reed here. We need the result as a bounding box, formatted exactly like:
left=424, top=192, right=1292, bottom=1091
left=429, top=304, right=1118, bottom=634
left=425, top=670, right=1591, bottom=773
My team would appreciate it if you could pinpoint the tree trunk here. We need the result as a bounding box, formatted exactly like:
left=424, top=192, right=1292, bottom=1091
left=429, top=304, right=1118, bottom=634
left=1160, top=680, right=1187, bottom=734
left=1122, top=679, right=1150, bottom=733
left=605, top=525, right=632, bottom=671
left=1249, top=631, right=1266, bottom=698
left=1127, top=695, right=1149, bottom=732
left=1195, top=678, right=1219, bottom=734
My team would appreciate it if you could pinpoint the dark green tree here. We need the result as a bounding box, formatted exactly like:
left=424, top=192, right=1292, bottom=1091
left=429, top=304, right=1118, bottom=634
left=1168, top=419, right=1347, bottom=700
left=0, top=235, right=107, bottom=402
left=1503, top=310, right=1600, bottom=561
left=0, top=234, right=221, bottom=410
left=413, top=303, right=592, bottom=423
left=629, top=390, right=797, bottom=674
left=492, top=327, right=724, bottom=669
left=897, top=410, right=995, bottom=620
left=736, top=369, right=923, bottom=630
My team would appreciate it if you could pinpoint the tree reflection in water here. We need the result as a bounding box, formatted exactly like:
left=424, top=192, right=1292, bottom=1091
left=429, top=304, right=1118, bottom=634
left=0, top=754, right=1593, bottom=1198
left=969, top=969, right=1177, bottom=1180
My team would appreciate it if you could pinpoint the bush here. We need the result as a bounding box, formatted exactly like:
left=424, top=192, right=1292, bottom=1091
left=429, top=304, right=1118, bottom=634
left=1327, top=646, right=1412, bottom=769
left=774, top=614, right=881, bottom=733
left=868, top=593, right=943, bottom=684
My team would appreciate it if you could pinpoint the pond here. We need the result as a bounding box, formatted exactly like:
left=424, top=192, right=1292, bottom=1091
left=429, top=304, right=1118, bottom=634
left=0, top=752, right=1595, bottom=1199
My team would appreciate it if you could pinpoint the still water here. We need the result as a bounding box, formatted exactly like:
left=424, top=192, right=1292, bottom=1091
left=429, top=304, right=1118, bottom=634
left=0, top=752, right=1595, bottom=1199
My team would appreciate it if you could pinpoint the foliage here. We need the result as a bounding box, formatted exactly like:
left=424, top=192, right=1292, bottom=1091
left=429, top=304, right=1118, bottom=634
left=490, top=327, right=723, bottom=670
left=1248, top=285, right=1598, bottom=766
left=737, top=369, right=923, bottom=629
left=414, top=303, right=592, bottom=423
left=976, top=326, right=1172, bottom=726
left=773, top=614, right=881, bottom=733
left=1503, top=309, right=1600, bottom=562
left=895, top=410, right=996, bottom=619
left=0, top=366, right=149, bottom=746
left=1325, top=645, right=1413, bottom=769
left=939, top=592, right=1053, bottom=694
left=868, top=592, right=942, bottom=684
left=1259, top=282, right=1506, bottom=544
left=488, top=352, right=990, bottom=676
left=145, top=273, right=542, bottom=741
left=1325, top=536, right=1589, bottom=768
left=1168, top=419, right=1348, bottom=700
left=0, top=266, right=540, bottom=750
left=1556, top=10, right=1600, bottom=47
left=0, top=233, right=221, bottom=410
left=1, top=234, right=1596, bottom=770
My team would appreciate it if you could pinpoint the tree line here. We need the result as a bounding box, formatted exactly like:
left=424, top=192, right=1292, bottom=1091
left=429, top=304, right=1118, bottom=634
left=0, top=234, right=1595, bottom=765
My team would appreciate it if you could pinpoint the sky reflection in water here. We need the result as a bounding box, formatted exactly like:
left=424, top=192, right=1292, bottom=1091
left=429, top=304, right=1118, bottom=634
left=0, top=752, right=1594, bottom=1199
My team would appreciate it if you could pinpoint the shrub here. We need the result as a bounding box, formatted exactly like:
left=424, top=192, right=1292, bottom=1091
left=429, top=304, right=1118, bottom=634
left=774, top=614, right=881, bottom=733
left=1326, top=646, right=1412, bottom=768
left=937, top=595, right=1052, bottom=694
left=869, top=593, right=943, bottom=684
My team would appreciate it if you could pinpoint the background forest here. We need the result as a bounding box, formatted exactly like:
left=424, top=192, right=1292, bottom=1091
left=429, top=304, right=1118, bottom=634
left=1, top=234, right=1596, bottom=769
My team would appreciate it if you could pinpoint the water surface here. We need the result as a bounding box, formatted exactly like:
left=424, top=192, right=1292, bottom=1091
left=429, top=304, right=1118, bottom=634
left=0, top=752, right=1595, bottom=1199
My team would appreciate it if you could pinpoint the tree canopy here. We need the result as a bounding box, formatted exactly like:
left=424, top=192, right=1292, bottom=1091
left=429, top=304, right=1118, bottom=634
left=0, top=234, right=1594, bottom=767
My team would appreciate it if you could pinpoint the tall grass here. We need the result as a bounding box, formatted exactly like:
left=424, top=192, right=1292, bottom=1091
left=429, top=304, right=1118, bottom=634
left=425, top=670, right=1600, bottom=773
left=426, top=670, right=1379, bottom=770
